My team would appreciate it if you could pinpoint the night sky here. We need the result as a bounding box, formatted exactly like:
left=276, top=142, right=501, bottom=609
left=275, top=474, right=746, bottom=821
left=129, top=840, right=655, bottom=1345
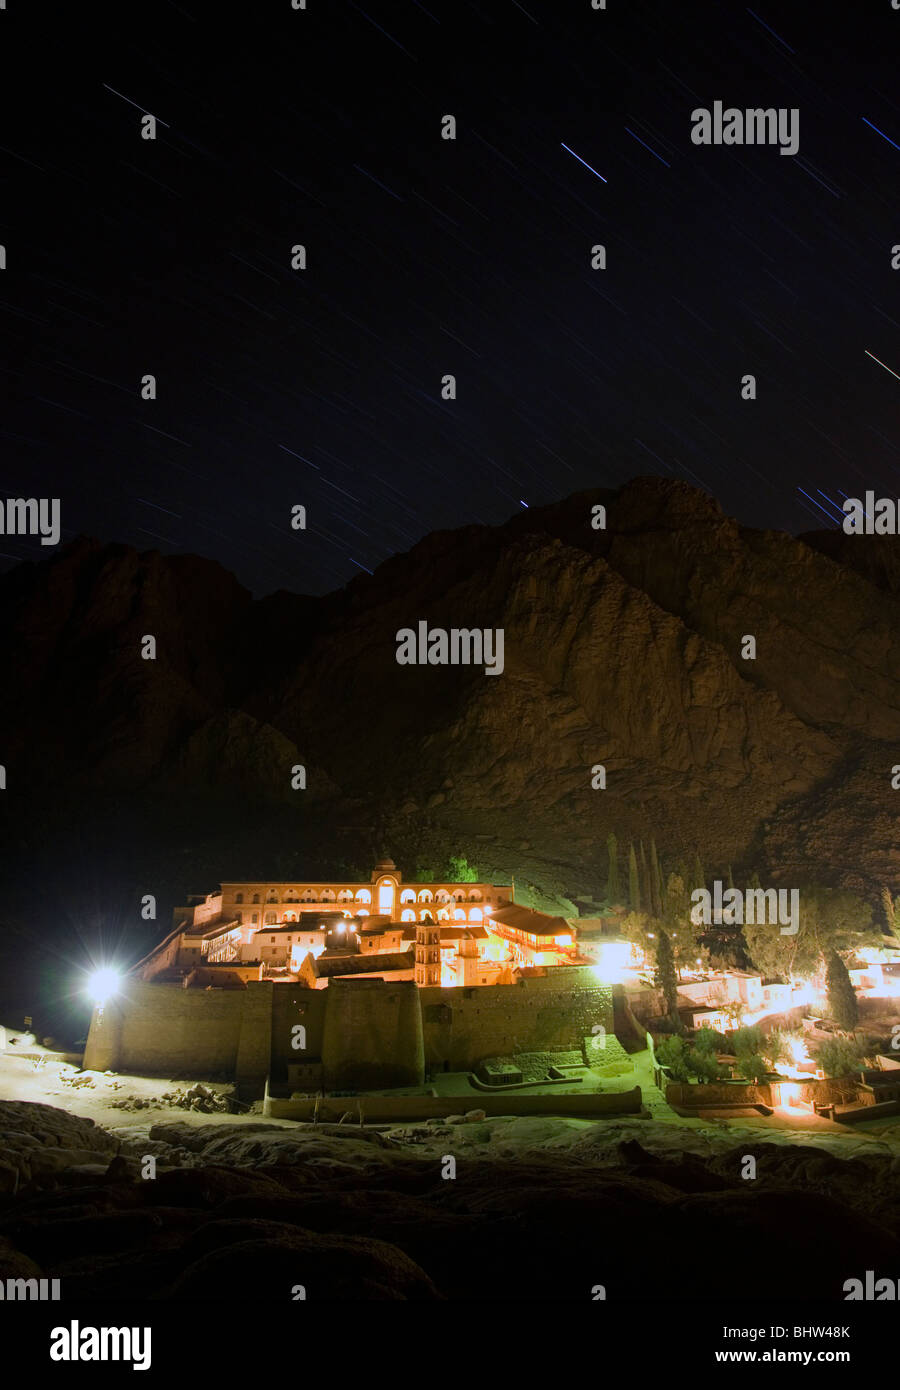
left=3, top=0, right=899, bottom=596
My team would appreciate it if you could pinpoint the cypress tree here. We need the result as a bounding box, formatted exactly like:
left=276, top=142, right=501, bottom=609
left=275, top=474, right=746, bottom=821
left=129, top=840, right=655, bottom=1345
left=654, top=928, right=679, bottom=1019
left=881, top=885, right=895, bottom=935
left=825, top=950, right=859, bottom=1031
left=639, top=841, right=650, bottom=915
left=606, top=832, right=620, bottom=904
left=628, top=844, right=640, bottom=913
left=649, top=838, right=664, bottom=918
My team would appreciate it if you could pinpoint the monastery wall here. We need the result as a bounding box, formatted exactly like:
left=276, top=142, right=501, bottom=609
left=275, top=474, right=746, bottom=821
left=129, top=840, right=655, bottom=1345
left=271, top=982, right=328, bottom=1083
left=420, top=969, right=614, bottom=1071
left=320, top=978, right=425, bottom=1090
left=84, top=980, right=246, bottom=1076
left=84, top=966, right=614, bottom=1094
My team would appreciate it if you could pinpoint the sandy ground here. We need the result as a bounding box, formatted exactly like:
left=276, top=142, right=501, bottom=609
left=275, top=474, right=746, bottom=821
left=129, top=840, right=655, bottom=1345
left=0, top=1032, right=297, bottom=1132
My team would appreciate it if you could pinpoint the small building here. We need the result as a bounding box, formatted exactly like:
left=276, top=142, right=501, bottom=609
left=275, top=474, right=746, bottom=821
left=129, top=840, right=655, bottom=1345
left=298, top=948, right=416, bottom=990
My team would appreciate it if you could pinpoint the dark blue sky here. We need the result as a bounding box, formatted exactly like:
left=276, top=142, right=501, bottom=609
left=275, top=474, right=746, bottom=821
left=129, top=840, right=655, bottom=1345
left=3, top=0, right=899, bottom=594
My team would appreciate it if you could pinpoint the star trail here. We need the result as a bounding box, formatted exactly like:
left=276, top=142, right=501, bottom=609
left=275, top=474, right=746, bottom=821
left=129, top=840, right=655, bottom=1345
left=2, top=0, right=899, bottom=592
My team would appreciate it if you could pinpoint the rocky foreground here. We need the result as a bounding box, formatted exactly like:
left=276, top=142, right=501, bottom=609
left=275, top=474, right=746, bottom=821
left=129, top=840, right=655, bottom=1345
left=1, top=1100, right=899, bottom=1300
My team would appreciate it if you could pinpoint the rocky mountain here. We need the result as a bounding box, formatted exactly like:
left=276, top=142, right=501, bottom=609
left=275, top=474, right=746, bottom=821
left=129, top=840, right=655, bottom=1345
left=1, top=475, right=898, bottom=993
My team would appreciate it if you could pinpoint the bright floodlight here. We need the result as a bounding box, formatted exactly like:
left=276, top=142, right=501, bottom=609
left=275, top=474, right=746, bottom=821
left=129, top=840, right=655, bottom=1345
left=86, top=967, right=120, bottom=1007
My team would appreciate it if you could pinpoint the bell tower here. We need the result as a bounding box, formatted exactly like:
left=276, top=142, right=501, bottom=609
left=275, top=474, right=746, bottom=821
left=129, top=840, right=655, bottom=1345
left=371, top=857, right=399, bottom=920
left=415, top=918, right=440, bottom=986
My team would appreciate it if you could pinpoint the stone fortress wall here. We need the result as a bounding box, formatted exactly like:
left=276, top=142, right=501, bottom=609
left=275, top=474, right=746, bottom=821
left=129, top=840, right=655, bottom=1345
left=84, top=966, right=615, bottom=1096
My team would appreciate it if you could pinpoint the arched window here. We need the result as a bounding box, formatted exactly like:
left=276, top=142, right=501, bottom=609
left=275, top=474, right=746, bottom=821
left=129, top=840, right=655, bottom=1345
left=400, top=889, right=416, bottom=904
left=453, top=908, right=466, bottom=921
left=355, top=889, right=371, bottom=903
left=417, top=889, right=433, bottom=903
left=453, top=890, right=465, bottom=903
left=436, top=908, right=450, bottom=922
left=401, top=909, right=415, bottom=923
left=321, top=888, right=335, bottom=901
left=469, top=907, right=483, bottom=922
left=267, top=891, right=278, bottom=903
left=338, top=889, right=353, bottom=902
left=467, top=890, right=482, bottom=901
left=436, top=889, right=450, bottom=903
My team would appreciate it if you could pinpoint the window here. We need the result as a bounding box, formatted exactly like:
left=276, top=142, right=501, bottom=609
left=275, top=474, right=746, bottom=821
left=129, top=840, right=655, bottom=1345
left=251, top=913, right=258, bottom=924
left=252, top=894, right=260, bottom=904
left=235, top=893, right=244, bottom=904
left=271, top=937, right=276, bottom=943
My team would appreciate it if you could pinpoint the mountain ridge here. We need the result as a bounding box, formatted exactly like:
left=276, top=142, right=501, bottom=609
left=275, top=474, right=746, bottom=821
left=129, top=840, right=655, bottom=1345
left=0, top=476, right=897, bottom=947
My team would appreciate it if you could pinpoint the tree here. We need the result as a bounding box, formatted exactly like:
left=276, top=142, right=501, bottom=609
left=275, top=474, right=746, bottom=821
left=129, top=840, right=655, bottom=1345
left=802, top=887, right=876, bottom=954
left=447, top=854, right=478, bottom=882
left=815, top=1036, right=865, bottom=1080
left=653, top=928, right=679, bottom=1019
left=656, top=1034, right=691, bottom=1082
left=722, top=998, right=746, bottom=1029
left=606, top=832, right=620, bottom=904
left=649, top=838, right=664, bottom=919
left=628, top=844, right=640, bottom=913
left=731, top=1025, right=765, bottom=1058
left=694, top=1025, right=728, bottom=1053
left=620, top=910, right=651, bottom=972
left=690, top=1047, right=725, bottom=1082
left=825, top=949, right=859, bottom=1031
left=639, top=841, right=652, bottom=917
left=742, top=886, right=874, bottom=984
left=664, top=871, right=688, bottom=927
left=762, top=1029, right=792, bottom=1071
left=735, top=1053, right=769, bottom=1084
left=690, top=853, right=706, bottom=898
left=667, top=884, right=707, bottom=974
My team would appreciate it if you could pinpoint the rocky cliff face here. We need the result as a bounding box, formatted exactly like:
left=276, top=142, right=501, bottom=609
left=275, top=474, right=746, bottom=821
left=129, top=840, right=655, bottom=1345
left=0, top=477, right=897, bottom=951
